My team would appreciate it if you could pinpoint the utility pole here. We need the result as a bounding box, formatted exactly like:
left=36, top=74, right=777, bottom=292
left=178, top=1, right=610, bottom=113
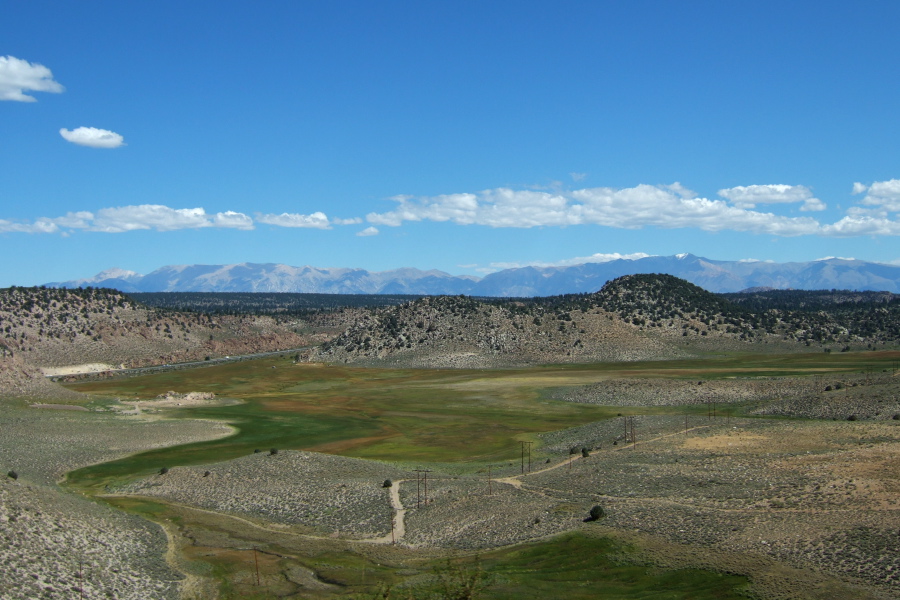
left=527, top=442, right=532, bottom=472
left=487, top=465, right=493, bottom=495
left=520, top=441, right=533, bottom=473
left=413, top=468, right=432, bottom=506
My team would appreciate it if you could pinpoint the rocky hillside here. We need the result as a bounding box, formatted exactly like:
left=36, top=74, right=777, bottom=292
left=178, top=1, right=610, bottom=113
left=0, top=286, right=345, bottom=375
left=317, top=294, right=681, bottom=367
left=316, top=274, right=900, bottom=367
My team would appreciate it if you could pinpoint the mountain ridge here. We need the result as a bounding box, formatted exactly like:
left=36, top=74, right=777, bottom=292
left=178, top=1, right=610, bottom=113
left=44, top=254, right=900, bottom=295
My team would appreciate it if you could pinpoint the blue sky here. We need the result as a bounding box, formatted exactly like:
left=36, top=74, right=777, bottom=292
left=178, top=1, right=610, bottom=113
left=3, top=1, right=900, bottom=287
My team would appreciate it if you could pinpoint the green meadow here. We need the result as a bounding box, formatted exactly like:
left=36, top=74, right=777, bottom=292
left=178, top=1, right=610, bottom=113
left=61, top=350, right=899, bottom=598
left=65, top=350, right=899, bottom=491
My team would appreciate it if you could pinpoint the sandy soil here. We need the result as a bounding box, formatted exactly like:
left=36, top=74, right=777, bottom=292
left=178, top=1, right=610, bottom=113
left=40, top=363, right=121, bottom=377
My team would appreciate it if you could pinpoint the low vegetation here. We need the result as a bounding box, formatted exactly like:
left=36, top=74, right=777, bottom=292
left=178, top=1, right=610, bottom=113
left=4, top=276, right=900, bottom=599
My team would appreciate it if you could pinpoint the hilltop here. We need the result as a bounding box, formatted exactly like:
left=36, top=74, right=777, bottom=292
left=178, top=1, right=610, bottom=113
left=3, top=275, right=899, bottom=393
left=316, top=274, right=900, bottom=367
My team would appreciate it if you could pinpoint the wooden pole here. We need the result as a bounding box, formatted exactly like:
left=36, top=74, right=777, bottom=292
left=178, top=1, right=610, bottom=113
left=520, top=441, right=525, bottom=473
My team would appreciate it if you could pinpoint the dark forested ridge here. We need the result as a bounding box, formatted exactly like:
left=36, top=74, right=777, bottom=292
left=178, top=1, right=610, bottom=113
left=130, top=292, right=424, bottom=314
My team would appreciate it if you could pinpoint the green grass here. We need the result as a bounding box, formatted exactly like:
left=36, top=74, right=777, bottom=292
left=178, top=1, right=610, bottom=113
left=477, top=533, right=750, bottom=599
left=63, top=350, right=885, bottom=598
left=65, top=350, right=900, bottom=493
left=100, top=498, right=754, bottom=600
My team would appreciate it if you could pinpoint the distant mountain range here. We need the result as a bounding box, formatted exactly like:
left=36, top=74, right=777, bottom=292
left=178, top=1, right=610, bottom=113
left=45, top=254, right=900, bottom=296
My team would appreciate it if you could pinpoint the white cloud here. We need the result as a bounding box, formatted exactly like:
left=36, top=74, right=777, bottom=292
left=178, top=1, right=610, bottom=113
left=0, top=219, right=59, bottom=234
left=356, top=226, right=379, bottom=237
left=333, top=217, right=363, bottom=225
left=256, top=211, right=331, bottom=229
left=717, top=184, right=825, bottom=212
left=60, top=127, right=125, bottom=149
left=212, top=211, right=255, bottom=230
left=487, top=252, right=653, bottom=271
left=367, top=184, right=823, bottom=236
left=90, top=205, right=242, bottom=232
left=858, top=178, right=900, bottom=212
left=820, top=215, right=900, bottom=237
left=852, top=182, right=868, bottom=195
left=570, top=172, right=587, bottom=182
left=0, top=205, right=255, bottom=234
left=0, top=56, right=64, bottom=102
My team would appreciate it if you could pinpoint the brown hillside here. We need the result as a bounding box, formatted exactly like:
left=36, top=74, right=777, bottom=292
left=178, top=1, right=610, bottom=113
left=0, top=287, right=338, bottom=372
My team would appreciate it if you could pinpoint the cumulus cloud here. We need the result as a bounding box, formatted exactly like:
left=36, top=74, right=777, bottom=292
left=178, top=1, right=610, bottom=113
left=333, top=217, right=363, bottom=225
left=852, top=182, right=868, bottom=195
left=212, top=211, right=255, bottom=230
left=356, top=226, right=379, bottom=237
left=0, top=219, right=59, bottom=234
left=0, top=56, right=64, bottom=102
left=0, top=205, right=255, bottom=234
left=820, top=215, right=900, bottom=237
left=857, top=178, right=900, bottom=213
left=366, top=183, right=823, bottom=236
left=256, top=212, right=331, bottom=229
left=60, top=126, right=125, bottom=149
left=93, top=205, right=256, bottom=232
left=718, top=184, right=825, bottom=212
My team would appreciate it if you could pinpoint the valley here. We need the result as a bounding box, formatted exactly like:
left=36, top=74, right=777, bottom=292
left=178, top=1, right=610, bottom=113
left=2, top=278, right=900, bottom=599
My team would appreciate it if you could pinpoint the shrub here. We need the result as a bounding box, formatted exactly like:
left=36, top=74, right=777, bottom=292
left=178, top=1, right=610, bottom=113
left=7, top=470, right=18, bottom=480
left=586, top=505, right=606, bottom=521
left=159, top=467, right=169, bottom=475
left=383, top=479, right=393, bottom=488
left=203, top=471, right=211, bottom=477
left=847, top=415, right=857, bottom=421
left=269, top=448, right=278, bottom=456
left=581, top=448, right=590, bottom=458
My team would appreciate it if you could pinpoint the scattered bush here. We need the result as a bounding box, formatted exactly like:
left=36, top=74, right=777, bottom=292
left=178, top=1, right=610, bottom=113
left=269, top=448, right=278, bottom=456
left=847, top=415, right=857, bottom=421
left=203, top=471, right=211, bottom=477
left=159, top=467, right=169, bottom=475
left=586, top=505, right=606, bottom=521
left=383, top=479, right=393, bottom=488
left=7, top=470, right=18, bottom=480
left=581, top=448, right=590, bottom=458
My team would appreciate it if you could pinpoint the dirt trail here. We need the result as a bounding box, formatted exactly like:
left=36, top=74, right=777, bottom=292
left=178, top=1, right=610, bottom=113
left=357, top=479, right=407, bottom=544
left=496, top=424, right=713, bottom=489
